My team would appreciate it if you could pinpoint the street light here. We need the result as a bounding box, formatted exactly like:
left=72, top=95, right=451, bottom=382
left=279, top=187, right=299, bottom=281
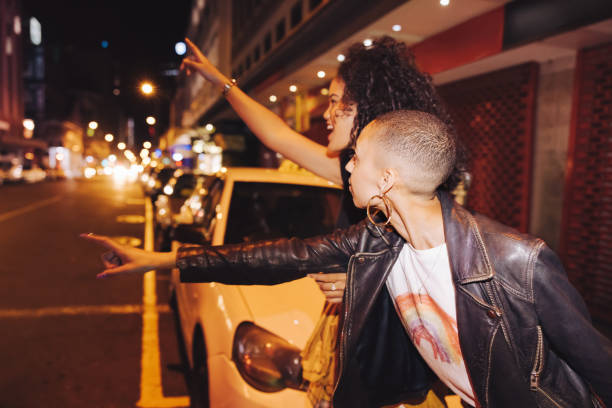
left=88, top=121, right=99, bottom=130
left=146, top=116, right=156, bottom=125
left=143, top=141, right=152, bottom=149
left=140, top=82, right=154, bottom=96
left=117, top=142, right=126, bottom=150
left=105, top=133, right=114, bottom=142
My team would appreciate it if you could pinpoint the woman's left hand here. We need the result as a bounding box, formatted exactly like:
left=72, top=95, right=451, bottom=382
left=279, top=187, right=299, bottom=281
left=308, top=273, right=347, bottom=303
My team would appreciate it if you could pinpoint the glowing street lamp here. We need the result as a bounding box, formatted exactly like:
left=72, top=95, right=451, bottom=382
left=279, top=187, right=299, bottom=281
left=146, top=116, right=156, bottom=125
left=88, top=121, right=99, bottom=130
left=23, top=119, right=35, bottom=130
left=117, top=142, right=126, bottom=150
left=143, top=141, right=152, bottom=149
left=140, top=82, right=154, bottom=95
left=104, top=133, right=114, bottom=142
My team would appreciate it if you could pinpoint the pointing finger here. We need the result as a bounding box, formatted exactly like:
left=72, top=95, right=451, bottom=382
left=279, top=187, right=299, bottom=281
left=80, top=233, right=119, bottom=250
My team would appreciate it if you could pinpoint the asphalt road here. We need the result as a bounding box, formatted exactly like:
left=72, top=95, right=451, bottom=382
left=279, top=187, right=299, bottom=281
left=0, top=177, right=189, bottom=408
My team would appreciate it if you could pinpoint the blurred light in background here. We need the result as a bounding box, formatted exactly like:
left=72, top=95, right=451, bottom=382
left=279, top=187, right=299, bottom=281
left=289, top=85, right=297, bottom=93
left=105, top=133, right=114, bottom=142
left=317, top=70, right=326, bottom=78
left=363, top=38, right=373, bottom=47
left=269, top=95, right=277, bottom=103
left=175, top=41, right=187, bottom=55
left=101, top=40, right=109, bottom=49
left=141, top=82, right=154, bottom=95
left=88, top=121, right=98, bottom=130
left=85, top=156, right=94, bottom=163
left=108, top=154, right=117, bottom=162
left=392, top=24, right=402, bottom=32
left=84, top=167, right=97, bottom=179
left=143, top=141, right=152, bottom=149
left=440, top=0, right=450, bottom=5
left=23, top=118, right=35, bottom=130
left=117, top=142, right=126, bottom=150
left=205, top=123, right=214, bottom=132
left=25, top=152, right=34, bottom=160
left=172, top=152, right=183, bottom=162
left=337, top=54, right=345, bottom=62
left=146, top=116, right=156, bottom=125
left=29, top=17, right=41, bottom=45
left=320, top=88, right=329, bottom=96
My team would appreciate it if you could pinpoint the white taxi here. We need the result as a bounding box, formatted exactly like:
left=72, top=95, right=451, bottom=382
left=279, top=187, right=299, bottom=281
left=169, top=167, right=343, bottom=407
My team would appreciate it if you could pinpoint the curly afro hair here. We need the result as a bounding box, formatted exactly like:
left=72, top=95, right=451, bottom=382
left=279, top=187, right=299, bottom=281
left=337, top=36, right=466, bottom=191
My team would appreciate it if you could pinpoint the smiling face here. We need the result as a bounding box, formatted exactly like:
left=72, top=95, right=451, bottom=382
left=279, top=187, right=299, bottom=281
left=323, top=77, right=357, bottom=153
left=344, top=124, right=385, bottom=209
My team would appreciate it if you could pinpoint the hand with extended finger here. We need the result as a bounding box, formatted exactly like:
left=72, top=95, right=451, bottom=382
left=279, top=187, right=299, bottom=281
left=307, top=272, right=347, bottom=304
left=80, top=233, right=175, bottom=279
left=180, top=38, right=228, bottom=88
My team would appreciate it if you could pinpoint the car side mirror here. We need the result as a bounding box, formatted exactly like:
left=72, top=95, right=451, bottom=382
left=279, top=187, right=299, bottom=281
left=172, top=224, right=207, bottom=245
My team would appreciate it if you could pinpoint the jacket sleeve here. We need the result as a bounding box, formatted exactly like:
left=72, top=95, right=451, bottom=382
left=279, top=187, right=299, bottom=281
left=176, top=221, right=366, bottom=285
left=533, top=243, right=612, bottom=406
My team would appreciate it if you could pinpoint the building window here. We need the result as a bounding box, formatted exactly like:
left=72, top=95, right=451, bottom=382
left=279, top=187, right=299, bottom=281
left=264, top=32, right=272, bottom=52
left=309, top=0, right=322, bottom=11
left=276, top=19, right=286, bottom=42
left=254, top=45, right=261, bottom=62
left=291, top=1, right=303, bottom=28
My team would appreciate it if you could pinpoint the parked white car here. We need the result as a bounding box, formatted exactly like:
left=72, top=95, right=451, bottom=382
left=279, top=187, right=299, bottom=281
left=169, top=167, right=343, bottom=408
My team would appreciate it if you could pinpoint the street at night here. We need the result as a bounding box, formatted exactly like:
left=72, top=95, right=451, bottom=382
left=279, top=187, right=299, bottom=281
left=0, top=177, right=188, bottom=407
left=2, top=0, right=612, bottom=407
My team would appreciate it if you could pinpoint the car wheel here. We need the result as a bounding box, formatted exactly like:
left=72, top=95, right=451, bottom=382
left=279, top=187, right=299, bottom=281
left=189, top=328, right=210, bottom=408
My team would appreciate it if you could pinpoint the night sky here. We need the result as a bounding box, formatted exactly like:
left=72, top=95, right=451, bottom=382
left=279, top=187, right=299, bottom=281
left=21, top=0, right=192, bottom=144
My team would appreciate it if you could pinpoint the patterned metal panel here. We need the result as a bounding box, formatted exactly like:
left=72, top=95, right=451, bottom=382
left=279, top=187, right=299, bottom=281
left=561, top=42, right=612, bottom=323
left=438, top=63, right=538, bottom=232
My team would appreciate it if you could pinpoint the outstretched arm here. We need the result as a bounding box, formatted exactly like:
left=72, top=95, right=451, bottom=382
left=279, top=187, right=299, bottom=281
left=82, top=222, right=364, bottom=283
left=181, top=38, right=342, bottom=185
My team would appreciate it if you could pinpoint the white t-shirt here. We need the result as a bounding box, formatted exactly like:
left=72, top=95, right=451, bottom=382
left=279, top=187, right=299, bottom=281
left=386, top=243, right=476, bottom=407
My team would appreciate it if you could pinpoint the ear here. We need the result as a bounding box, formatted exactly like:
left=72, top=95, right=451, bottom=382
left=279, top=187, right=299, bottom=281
left=377, top=167, right=397, bottom=194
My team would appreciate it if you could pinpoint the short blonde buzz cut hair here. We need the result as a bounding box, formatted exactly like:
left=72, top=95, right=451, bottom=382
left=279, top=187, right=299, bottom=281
left=369, top=110, right=457, bottom=194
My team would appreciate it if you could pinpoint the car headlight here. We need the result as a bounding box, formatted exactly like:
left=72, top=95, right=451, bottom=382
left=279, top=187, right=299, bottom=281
left=232, top=322, right=305, bottom=393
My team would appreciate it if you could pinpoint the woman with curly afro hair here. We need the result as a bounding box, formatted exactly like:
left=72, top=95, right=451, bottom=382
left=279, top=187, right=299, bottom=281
left=181, top=36, right=461, bottom=407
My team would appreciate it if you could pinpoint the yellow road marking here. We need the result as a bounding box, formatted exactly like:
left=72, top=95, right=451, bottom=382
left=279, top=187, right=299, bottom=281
left=0, top=304, right=170, bottom=318
left=0, top=196, right=62, bottom=223
left=112, top=236, right=143, bottom=247
left=116, top=214, right=146, bottom=224
left=126, top=198, right=146, bottom=205
left=137, top=199, right=189, bottom=408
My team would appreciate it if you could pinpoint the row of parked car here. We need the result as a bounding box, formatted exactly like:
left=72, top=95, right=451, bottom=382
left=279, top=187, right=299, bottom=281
left=0, top=160, right=50, bottom=185
left=142, top=165, right=343, bottom=407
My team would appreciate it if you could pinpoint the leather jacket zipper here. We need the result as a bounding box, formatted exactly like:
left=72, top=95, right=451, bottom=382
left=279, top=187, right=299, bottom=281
left=530, top=325, right=544, bottom=390
left=333, top=254, right=356, bottom=397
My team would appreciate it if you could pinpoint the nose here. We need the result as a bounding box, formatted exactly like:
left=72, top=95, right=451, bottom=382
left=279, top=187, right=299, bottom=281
left=323, top=103, right=331, bottom=120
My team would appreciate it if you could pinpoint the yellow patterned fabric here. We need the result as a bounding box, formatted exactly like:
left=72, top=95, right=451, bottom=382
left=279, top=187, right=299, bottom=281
left=301, top=302, right=340, bottom=406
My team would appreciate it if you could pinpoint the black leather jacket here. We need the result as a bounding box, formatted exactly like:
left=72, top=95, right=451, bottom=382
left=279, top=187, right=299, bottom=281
left=177, top=192, right=612, bottom=408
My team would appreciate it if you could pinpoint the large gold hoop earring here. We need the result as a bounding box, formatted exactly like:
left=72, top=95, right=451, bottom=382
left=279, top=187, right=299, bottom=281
left=366, top=194, right=392, bottom=227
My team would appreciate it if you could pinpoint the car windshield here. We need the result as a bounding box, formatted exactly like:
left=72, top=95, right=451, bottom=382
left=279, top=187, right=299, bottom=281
left=224, top=181, right=343, bottom=244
